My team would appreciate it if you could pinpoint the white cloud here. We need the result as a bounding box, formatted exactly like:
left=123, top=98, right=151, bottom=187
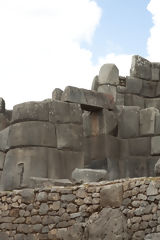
left=147, top=0, right=160, bottom=61
left=0, top=0, right=101, bottom=108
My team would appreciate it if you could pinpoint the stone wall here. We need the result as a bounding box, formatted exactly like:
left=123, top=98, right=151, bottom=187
left=1, top=177, right=160, bottom=239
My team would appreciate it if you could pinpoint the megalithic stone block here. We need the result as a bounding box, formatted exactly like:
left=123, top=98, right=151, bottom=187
left=130, top=55, right=151, bottom=80
left=125, top=76, right=143, bottom=94
left=61, top=86, right=115, bottom=111
left=118, top=106, right=140, bottom=138
left=91, top=75, right=99, bottom=91
left=116, top=93, right=124, bottom=106
left=0, top=127, right=9, bottom=152
left=0, top=113, right=10, bottom=131
left=48, top=149, right=84, bottom=179
left=124, top=94, right=144, bottom=108
left=126, top=156, right=148, bottom=178
left=151, top=136, right=160, bottom=155
left=99, top=64, right=119, bottom=86
left=8, top=121, right=57, bottom=148
left=140, top=80, right=157, bottom=97
left=140, top=107, right=159, bottom=136
left=1, top=147, right=48, bottom=190
left=12, top=101, right=49, bottom=123
left=155, top=114, right=160, bottom=134
left=49, top=100, right=82, bottom=124
left=52, top=88, right=63, bottom=100
left=145, top=98, right=160, bottom=110
left=151, top=62, right=160, bottom=81
left=97, top=85, right=117, bottom=102
left=128, top=137, right=151, bottom=156
left=56, top=123, right=83, bottom=151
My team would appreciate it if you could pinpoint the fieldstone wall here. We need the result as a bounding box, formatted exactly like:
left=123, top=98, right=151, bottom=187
left=1, top=177, right=160, bottom=239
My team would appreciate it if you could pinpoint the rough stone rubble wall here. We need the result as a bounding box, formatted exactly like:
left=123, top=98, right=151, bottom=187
left=0, top=178, right=160, bottom=239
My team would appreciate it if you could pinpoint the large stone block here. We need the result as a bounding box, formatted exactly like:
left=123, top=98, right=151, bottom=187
left=1, top=147, right=48, bottom=190
left=91, top=75, right=99, bottom=91
left=8, top=121, right=56, bottom=148
left=145, top=98, right=160, bottom=110
left=100, top=183, right=123, bottom=207
left=12, top=101, right=49, bottom=123
left=126, top=156, right=148, bottom=178
left=151, top=136, right=160, bottom=155
left=48, top=149, right=84, bottom=179
left=151, top=62, right=160, bottom=81
left=118, top=106, right=140, bottom=138
left=72, top=168, right=108, bottom=183
left=125, top=76, right=142, bottom=94
left=140, top=80, right=157, bottom=97
left=49, top=100, right=82, bottom=124
left=0, top=127, right=9, bottom=152
left=140, top=107, right=159, bottom=136
left=97, top=85, right=117, bottom=102
left=116, top=93, right=124, bottom=105
left=0, top=113, right=9, bottom=131
left=130, top=55, right=151, bottom=80
left=155, top=113, right=160, bottom=134
left=128, top=137, right=151, bottom=156
left=99, top=63, right=119, bottom=86
left=56, top=123, right=83, bottom=151
left=52, top=88, right=63, bottom=100
left=124, top=94, right=144, bottom=108
left=62, top=86, right=115, bottom=111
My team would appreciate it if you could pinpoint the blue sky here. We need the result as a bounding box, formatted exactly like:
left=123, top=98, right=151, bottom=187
left=83, top=0, right=152, bottom=63
left=0, top=0, right=159, bottom=108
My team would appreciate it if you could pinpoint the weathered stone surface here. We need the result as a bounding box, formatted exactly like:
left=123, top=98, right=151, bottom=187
left=52, top=88, right=63, bottom=100
left=19, top=189, right=35, bottom=203
left=1, top=147, right=48, bottom=190
left=0, top=151, right=5, bottom=169
left=12, top=101, right=49, bottom=123
left=0, top=127, right=9, bottom=152
left=116, top=93, right=124, bottom=105
left=154, top=159, right=160, bottom=176
left=48, top=150, right=84, bottom=179
left=99, top=63, right=119, bottom=86
left=140, top=107, right=158, bottom=136
left=124, top=94, right=144, bottom=108
left=72, top=168, right=108, bottom=183
left=56, top=123, right=83, bottom=151
left=145, top=98, right=160, bottom=110
left=100, top=183, right=123, bottom=207
left=85, top=208, right=128, bottom=240
left=128, top=137, right=151, bottom=156
left=49, top=100, right=82, bottom=124
left=0, top=232, right=8, bottom=240
left=126, top=156, right=148, bottom=178
left=8, top=121, right=56, bottom=148
left=151, top=62, right=160, bottom=81
left=148, top=156, right=159, bottom=177
left=29, top=177, right=73, bottom=188
left=141, top=80, right=157, bottom=97
left=155, top=113, right=160, bottom=134
left=0, top=98, right=5, bottom=113
left=0, top=113, right=9, bottom=131
left=121, top=76, right=143, bottom=94
left=91, top=76, right=99, bottom=91
left=151, top=136, right=160, bottom=155
left=97, top=85, right=117, bottom=102
left=118, top=106, right=140, bottom=138
left=62, top=86, right=115, bottom=111
left=63, top=223, right=84, bottom=240
left=130, top=55, right=151, bottom=80
left=145, top=233, right=160, bottom=239
left=147, top=181, right=158, bottom=195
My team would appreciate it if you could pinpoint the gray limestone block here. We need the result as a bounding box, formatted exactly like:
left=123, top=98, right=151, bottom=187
left=140, top=107, right=159, bottom=136
left=140, top=80, right=157, bottom=97
left=116, top=93, right=124, bottom=105
left=72, top=168, right=108, bottom=183
left=125, top=76, right=143, bottom=94
left=12, top=101, right=49, bottom=123
left=0, top=151, right=5, bottom=169
left=0, top=98, right=5, bottom=113
left=91, top=75, right=99, bottom=91
left=151, top=62, right=160, bottom=81
left=147, top=156, right=159, bottom=177
left=0, top=127, right=9, bottom=152
left=126, top=156, right=148, bottom=178
left=48, top=150, right=84, bottom=180
left=52, top=88, right=63, bottom=100
left=155, top=82, right=160, bottom=97
left=0, top=113, right=10, bottom=131
left=49, top=100, right=82, bottom=124
left=83, top=135, right=106, bottom=166
left=56, top=123, right=83, bottom=151
left=155, top=113, right=160, bottom=134
left=151, top=136, right=160, bottom=155
left=8, top=121, right=57, bottom=148
left=61, top=86, right=115, bottom=111
left=0, top=232, right=8, bottom=240
left=107, top=157, right=119, bottom=180
left=98, top=63, right=119, bottom=86
left=28, top=177, right=73, bottom=188
left=118, top=106, right=140, bottom=138
left=1, top=147, right=48, bottom=190
left=130, top=55, right=151, bottom=80
left=124, top=94, right=144, bottom=108
left=128, top=137, right=151, bottom=156
left=145, top=98, right=160, bottom=110
left=100, top=183, right=123, bottom=207
left=97, top=85, right=117, bottom=102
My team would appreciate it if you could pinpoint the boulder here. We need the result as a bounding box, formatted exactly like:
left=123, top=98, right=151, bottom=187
left=72, top=168, right=108, bottom=183
left=99, top=63, right=119, bottom=85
